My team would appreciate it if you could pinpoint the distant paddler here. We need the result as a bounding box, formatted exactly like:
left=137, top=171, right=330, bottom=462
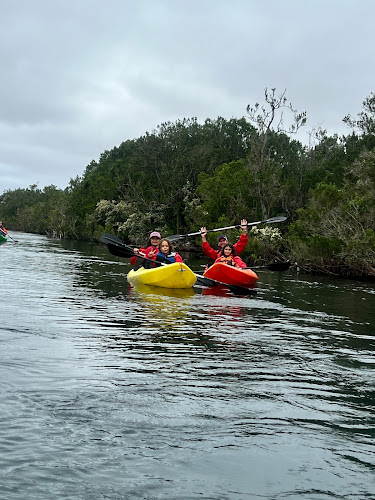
left=0, top=221, right=8, bottom=237
left=0, top=221, right=17, bottom=242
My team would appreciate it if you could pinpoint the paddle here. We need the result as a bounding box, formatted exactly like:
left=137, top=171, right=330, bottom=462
left=245, top=261, right=291, bottom=272
left=195, top=274, right=256, bottom=296
left=101, top=233, right=127, bottom=247
left=100, top=234, right=164, bottom=267
left=101, top=233, right=255, bottom=295
left=166, top=216, right=287, bottom=242
left=198, top=261, right=291, bottom=273
left=0, top=229, right=17, bottom=243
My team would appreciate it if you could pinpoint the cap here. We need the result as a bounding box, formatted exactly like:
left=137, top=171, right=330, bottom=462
left=217, top=234, right=227, bottom=242
left=150, top=231, right=161, bottom=239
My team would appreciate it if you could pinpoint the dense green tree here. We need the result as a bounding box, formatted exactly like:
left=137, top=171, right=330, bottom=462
left=65, top=116, right=256, bottom=240
left=0, top=184, right=43, bottom=227
left=193, top=89, right=307, bottom=223
left=287, top=149, right=375, bottom=277
left=195, top=160, right=254, bottom=226
left=2, top=89, right=375, bottom=279
left=0, top=184, right=68, bottom=236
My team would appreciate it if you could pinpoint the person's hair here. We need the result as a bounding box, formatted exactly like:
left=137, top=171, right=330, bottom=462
left=222, top=243, right=237, bottom=256
left=158, top=238, right=174, bottom=253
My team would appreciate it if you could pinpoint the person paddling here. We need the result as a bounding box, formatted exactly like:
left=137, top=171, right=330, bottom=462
left=152, top=238, right=183, bottom=264
left=200, top=219, right=248, bottom=261
left=130, top=231, right=161, bottom=267
left=0, top=221, right=8, bottom=236
left=214, top=243, right=246, bottom=268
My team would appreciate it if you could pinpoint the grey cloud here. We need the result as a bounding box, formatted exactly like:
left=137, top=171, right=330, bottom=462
left=1, top=0, right=374, bottom=193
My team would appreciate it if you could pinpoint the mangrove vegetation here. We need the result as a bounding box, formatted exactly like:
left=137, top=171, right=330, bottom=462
left=1, top=88, right=375, bottom=279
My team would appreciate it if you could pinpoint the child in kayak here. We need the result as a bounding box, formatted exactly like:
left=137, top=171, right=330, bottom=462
left=151, top=238, right=183, bottom=264
left=130, top=231, right=161, bottom=266
left=214, top=243, right=247, bottom=268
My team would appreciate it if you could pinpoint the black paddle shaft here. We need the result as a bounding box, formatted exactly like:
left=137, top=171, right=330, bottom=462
left=195, top=274, right=256, bottom=296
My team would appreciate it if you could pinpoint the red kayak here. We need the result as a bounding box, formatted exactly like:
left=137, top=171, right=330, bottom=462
left=203, top=262, right=258, bottom=287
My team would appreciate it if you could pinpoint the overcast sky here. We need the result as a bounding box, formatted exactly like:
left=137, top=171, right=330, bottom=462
left=1, top=0, right=374, bottom=194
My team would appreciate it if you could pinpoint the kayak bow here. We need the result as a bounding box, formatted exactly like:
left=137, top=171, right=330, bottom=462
left=127, top=262, right=197, bottom=289
left=203, top=262, right=258, bottom=287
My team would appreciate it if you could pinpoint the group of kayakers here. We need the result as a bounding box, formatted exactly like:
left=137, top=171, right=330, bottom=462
left=131, top=219, right=248, bottom=269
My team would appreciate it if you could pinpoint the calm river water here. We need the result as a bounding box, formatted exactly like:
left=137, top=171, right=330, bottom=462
left=0, top=232, right=374, bottom=499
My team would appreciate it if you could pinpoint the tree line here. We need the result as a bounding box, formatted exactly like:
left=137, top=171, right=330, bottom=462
left=1, top=88, right=375, bottom=279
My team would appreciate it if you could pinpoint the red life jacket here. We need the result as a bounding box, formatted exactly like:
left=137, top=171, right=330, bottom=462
left=218, top=255, right=237, bottom=266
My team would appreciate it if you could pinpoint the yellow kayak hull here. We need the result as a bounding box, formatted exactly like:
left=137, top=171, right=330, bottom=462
left=127, top=262, right=197, bottom=289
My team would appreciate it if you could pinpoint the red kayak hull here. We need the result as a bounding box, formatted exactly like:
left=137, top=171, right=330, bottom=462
left=203, top=263, right=258, bottom=287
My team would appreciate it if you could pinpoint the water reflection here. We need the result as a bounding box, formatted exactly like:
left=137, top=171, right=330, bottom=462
left=2, top=232, right=374, bottom=500
left=201, top=284, right=232, bottom=297
left=128, top=282, right=195, bottom=331
left=129, top=282, right=195, bottom=298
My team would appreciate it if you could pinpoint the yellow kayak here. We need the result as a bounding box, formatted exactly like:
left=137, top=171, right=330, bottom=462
left=127, top=262, right=197, bottom=289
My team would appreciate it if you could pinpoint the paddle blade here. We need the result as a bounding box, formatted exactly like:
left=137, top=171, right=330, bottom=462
left=195, top=275, right=218, bottom=287
left=246, top=261, right=291, bottom=271
left=101, top=233, right=124, bottom=246
left=265, top=216, right=287, bottom=224
left=166, top=234, right=183, bottom=242
left=267, top=261, right=290, bottom=271
left=107, top=243, right=134, bottom=259
left=226, top=284, right=256, bottom=296
left=101, top=235, right=165, bottom=267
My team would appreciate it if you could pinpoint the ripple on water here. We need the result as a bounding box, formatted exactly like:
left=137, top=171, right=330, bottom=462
left=0, top=233, right=374, bottom=498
